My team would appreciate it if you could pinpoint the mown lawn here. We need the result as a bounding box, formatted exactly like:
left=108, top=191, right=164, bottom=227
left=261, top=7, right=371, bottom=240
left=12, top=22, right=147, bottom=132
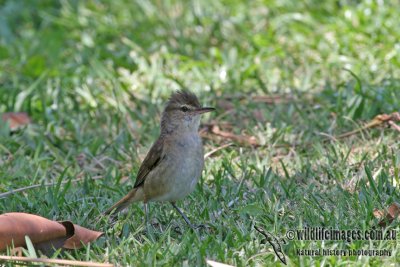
left=0, top=0, right=399, bottom=266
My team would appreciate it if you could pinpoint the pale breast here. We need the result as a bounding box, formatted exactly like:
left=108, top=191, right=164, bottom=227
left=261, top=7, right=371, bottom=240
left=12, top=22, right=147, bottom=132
left=145, top=133, right=204, bottom=202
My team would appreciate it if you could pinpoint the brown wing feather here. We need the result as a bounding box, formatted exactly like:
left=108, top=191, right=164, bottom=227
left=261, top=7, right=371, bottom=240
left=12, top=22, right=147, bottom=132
left=133, top=136, right=164, bottom=188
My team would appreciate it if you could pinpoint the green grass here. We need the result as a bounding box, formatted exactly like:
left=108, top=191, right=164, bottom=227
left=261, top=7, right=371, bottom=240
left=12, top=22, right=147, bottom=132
left=1, top=0, right=400, bottom=266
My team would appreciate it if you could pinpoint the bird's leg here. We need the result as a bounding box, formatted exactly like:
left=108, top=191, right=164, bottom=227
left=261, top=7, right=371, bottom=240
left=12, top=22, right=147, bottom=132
left=144, top=202, right=156, bottom=240
left=144, top=202, right=149, bottom=225
left=171, top=202, right=205, bottom=229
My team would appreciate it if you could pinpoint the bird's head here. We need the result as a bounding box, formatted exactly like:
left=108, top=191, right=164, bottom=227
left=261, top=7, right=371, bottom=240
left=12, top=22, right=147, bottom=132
left=161, top=90, right=215, bottom=134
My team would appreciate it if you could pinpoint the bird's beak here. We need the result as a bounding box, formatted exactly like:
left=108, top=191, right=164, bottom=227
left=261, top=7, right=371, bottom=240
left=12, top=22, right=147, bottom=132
left=193, top=107, right=215, bottom=115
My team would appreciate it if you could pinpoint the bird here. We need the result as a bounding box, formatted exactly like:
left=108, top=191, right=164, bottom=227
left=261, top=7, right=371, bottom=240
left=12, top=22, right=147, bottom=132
left=104, top=90, right=215, bottom=229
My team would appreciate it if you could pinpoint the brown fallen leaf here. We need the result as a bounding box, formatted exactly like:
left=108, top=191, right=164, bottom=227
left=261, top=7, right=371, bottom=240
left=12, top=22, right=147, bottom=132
left=1, top=112, right=31, bottom=131
left=59, top=221, right=103, bottom=249
left=373, top=202, right=400, bottom=227
left=0, top=213, right=103, bottom=253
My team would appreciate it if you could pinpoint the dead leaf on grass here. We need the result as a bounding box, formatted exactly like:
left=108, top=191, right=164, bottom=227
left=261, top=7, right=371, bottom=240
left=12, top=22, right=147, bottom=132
left=0, top=213, right=103, bottom=253
left=373, top=202, right=400, bottom=227
left=1, top=112, right=31, bottom=131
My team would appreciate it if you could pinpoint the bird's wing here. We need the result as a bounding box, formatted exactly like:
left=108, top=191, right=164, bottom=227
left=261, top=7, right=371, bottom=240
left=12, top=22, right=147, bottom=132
left=133, top=137, right=164, bottom=188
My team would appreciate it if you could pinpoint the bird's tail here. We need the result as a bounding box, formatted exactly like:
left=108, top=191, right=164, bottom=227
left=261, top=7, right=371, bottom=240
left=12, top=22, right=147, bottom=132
left=104, top=187, right=143, bottom=216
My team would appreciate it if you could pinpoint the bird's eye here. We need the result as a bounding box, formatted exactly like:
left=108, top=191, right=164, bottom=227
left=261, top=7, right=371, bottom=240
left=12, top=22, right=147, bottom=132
left=181, top=106, right=189, bottom=112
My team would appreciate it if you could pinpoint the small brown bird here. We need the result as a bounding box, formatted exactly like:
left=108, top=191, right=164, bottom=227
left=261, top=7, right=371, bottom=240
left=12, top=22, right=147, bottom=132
left=104, top=90, right=214, bottom=228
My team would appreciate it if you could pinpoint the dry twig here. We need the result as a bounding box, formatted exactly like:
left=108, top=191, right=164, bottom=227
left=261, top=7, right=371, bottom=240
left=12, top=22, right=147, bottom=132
left=336, top=112, right=400, bottom=139
left=0, top=256, right=113, bottom=267
left=204, top=143, right=234, bottom=159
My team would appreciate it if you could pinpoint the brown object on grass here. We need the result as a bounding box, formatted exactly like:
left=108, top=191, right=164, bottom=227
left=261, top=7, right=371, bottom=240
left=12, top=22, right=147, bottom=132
left=373, top=202, right=400, bottom=227
left=337, top=112, right=400, bottom=139
left=0, top=213, right=103, bottom=252
left=1, top=112, right=31, bottom=131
